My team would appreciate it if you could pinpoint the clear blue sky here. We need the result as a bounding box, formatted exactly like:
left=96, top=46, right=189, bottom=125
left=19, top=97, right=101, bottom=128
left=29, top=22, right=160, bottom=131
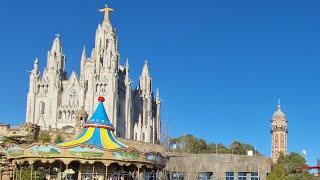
left=0, top=0, right=319, bottom=165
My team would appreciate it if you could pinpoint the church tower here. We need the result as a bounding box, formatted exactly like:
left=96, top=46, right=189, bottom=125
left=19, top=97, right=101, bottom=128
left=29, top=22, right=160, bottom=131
left=271, top=100, right=288, bottom=163
left=25, top=4, right=161, bottom=144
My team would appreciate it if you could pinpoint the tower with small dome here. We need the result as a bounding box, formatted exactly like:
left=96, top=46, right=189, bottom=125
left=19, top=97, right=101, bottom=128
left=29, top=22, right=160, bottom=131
left=270, top=100, right=288, bottom=163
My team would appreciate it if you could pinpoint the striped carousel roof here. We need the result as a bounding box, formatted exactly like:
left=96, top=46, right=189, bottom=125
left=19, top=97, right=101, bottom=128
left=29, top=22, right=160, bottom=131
left=59, top=96, right=128, bottom=150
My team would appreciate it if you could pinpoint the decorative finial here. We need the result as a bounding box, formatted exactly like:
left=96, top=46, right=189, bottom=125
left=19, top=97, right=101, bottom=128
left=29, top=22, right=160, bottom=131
left=81, top=45, right=87, bottom=59
left=277, top=99, right=281, bottom=111
left=34, top=58, right=39, bottom=64
left=125, top=58, right=130, bottom=73
left=98, top=96, right=105, bottom=102
left=99, top=4, right=114, bottom=22
left=126, top=58, right=129, bottom=66
left=55, top=34, right=60, bottom=39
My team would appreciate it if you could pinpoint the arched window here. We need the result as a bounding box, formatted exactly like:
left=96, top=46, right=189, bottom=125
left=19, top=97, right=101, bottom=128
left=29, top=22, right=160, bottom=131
left=69, top=89, right=78, bottom=107
left=40, top=102, right=45, bottom=115
left=142, top=133, right=145, bottom=142
left=58, top=111, right=62, bottom=119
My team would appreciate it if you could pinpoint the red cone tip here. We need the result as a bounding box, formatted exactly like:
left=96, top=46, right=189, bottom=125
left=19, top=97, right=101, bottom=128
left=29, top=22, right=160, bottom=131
left=98, top=96, right=105, bottom=102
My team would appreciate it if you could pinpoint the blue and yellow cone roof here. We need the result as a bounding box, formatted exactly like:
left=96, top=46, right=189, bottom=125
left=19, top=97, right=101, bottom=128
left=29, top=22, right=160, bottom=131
left=59, top=96, right=128, bottom=150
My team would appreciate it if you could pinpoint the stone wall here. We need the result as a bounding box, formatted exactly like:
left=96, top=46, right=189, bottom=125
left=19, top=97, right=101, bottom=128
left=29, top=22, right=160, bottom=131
left=0, top=123, right=39, bottom=142
left=119, top=138, right=166, bottom=153
left=165, top=153, right=272, bottom=180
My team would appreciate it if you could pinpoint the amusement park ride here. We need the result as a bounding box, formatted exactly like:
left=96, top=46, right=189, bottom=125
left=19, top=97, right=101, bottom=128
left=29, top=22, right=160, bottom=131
left=297, top=159, right=320, bottom=173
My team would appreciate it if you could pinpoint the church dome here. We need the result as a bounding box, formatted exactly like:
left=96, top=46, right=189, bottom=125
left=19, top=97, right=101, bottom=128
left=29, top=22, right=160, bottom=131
left=273, top=109, right=285, bottom=117
left=272, top=100, right=286, bottom=120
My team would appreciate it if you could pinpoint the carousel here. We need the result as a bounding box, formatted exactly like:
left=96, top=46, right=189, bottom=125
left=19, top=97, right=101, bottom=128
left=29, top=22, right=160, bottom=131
left=3, top=97, right=166, bottom=180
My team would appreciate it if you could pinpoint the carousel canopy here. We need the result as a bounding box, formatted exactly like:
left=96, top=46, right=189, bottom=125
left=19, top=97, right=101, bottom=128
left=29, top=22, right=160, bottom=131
left=59, top=96, right=127, bottom=150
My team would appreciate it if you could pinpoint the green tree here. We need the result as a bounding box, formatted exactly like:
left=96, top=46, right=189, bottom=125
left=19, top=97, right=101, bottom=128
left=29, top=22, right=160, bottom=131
left=38, top=132, right=51, bottom=143
left=267, top=153, right=313, bottom=180
left=267, top=164, right=287, bottom=180
left=16, top=167, right=46, bottom=180
left=169, top=135, right=260, bottom=155
left=54, top=134, right=63, bottom=144
left=0, top=136, right=26, bottom=147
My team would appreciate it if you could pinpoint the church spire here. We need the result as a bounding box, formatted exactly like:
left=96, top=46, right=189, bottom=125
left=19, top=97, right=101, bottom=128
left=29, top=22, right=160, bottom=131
left=47, top=34, right=65, bottom=72
left=32, top=58, right=39, bottom=76
left=125, top=58, right=131, bottom=86
left=277, top=99, right=281, bottom=111
left=51, top=34, right=63, bottom=55
left=81, top=45, right=87, bottom=65
left=139, top=61, right=152, bottom=98
left=156, top=88, right=160, bottom=104
left=141, top=61, right=150, bottom=77
left=125, top=58, right=129, bottom=71
left=80, top=46, right=87, bottom=78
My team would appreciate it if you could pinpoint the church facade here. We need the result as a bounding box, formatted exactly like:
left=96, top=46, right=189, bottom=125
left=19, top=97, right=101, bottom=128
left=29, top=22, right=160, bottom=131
left=25, top=5, right=161, bottom=144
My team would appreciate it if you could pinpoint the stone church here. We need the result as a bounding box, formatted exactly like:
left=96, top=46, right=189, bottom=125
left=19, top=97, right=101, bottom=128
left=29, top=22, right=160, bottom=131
left=25, top=5, right=161, bottom=144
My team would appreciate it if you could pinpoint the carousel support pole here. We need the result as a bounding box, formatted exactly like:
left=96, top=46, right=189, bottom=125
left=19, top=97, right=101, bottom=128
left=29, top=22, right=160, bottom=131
left=105, top=165, right=108, bottom=180
left=92, top=164, right=95, bottom=179
left=12, top=165, right=15, bottom=180
left=95, top=165, right=98, bottom=179
left=78, top=163, right=82, bottom=180
left=121, top=166, right=124, bottom=180
left=19, top=166, right=21, bottom=180
left=30, top=164, right=33, bottom=180
left=138, top=168, right=141, bottom=180
left=34, top=168, right=37, bottom=180
left=65, top=163, right=69, bottom=180
left=48, top=163, right=51, bottom=180
left=15, top=165, right=18, bottom=180
left=59, top=161, right=62, bottom=180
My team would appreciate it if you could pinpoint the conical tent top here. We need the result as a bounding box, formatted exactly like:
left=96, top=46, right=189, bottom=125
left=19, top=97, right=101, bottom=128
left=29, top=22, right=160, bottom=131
left=59, top=96, right=128, bottom=150
left=84, top=96, right=115, bottom=131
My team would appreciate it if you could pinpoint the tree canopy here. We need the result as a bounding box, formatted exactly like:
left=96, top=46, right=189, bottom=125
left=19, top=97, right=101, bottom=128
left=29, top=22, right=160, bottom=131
left=169, top=134, right=260, bottom=155
left=267, top=153, right=314, bottom=180
left=54, top=134, right=63, bottom=144
left=38, top=132, right=51, bottom=143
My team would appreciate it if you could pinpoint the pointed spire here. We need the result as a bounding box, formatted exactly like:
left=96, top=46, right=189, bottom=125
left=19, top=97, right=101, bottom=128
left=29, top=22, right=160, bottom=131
left=139, top=61, right=152, bottom=98
left=156, top=88, right=161, bottom=104
left=125, top=58, right=131, bottom=86
left=51, top=34, right=63, bottom=55
left=81, top=45, right=87, bottom=61
left=141, top=60, right=150, bottom=77
left=34, top=57, right=39, bottom=64
left=125, top=58, right=129, bottom=69
left=33, top=58, right=39, bottom=73
left=277, top=99, right=281, bottom=111
left=81, top=45, right=87, bottom=69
